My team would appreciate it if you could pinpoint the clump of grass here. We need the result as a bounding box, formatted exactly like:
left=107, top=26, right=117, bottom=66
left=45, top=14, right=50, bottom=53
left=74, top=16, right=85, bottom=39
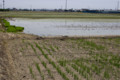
left=3, top=19, right=24, bottom=32
left=7, top=25, right=24, bottom=32
left=3, top=19, right=10, bottom=27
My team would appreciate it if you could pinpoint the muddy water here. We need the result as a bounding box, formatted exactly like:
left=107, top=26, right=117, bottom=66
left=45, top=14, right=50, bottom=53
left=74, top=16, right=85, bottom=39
left=9, top=18, right=120, bottom=36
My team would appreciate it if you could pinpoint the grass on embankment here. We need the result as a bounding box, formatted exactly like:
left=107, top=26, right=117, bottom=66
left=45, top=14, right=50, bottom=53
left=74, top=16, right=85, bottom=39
left=3, top=19, right=24, bottom=32
left=0, top=11, right=120, bottom=19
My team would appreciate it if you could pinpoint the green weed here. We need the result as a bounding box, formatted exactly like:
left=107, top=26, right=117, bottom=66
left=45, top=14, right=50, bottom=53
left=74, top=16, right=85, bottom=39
left=3, top=19, right=24, bottom=32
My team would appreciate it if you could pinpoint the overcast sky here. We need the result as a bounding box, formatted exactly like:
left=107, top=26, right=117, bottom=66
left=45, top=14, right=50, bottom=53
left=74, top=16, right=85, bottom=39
left=0, top=0, right=119, bottom=10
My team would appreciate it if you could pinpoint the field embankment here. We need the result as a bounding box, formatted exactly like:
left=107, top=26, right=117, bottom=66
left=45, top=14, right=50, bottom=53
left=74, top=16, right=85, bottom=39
left=0, top=11, right=120, bottom=19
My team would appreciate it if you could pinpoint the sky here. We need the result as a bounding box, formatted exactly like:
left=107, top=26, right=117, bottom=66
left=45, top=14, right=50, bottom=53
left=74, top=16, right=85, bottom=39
left=0, top=0, right=119, bottom=10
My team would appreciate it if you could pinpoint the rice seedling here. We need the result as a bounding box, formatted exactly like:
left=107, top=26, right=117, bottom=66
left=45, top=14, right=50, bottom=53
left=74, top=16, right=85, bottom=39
left=75, top=39, right=105, bottom=51
left=30, top=43, right=41, bottom=60
left=43, top=45, right=52, bottom=55
left=30, top=44, right=36, bottom=53
left=49, top=45, right=55, bottom=52
left=41, top=61, right=47, bottom=68
left=29, top=66, right=36, bottom=80
left=73, top=74, right=79, bottom=80
left=91, top=64, right=101, bottom=75
left=104, top=71, right=110, bottom=79
left=46, top=68, right=54, bottom=79
left=83, top=40, right=105, bottom=50
left=35, top=62, right=44, bottom=80
left=59, top=60, right=67, bottom=67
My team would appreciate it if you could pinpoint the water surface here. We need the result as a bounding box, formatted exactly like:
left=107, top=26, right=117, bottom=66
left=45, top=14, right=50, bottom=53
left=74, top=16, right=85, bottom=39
left=9, top=18, right=120, bottom=36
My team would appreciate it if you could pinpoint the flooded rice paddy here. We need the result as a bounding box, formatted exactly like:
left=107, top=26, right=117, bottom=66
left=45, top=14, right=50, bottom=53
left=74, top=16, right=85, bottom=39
left=9, top=18, right=120, bottom=36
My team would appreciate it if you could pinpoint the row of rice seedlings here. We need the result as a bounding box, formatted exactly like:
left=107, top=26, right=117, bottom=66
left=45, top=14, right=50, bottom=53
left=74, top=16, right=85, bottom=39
left=59, top=60, right=67, bottom=67
left=30, top=43, right=54, bottom=79
left=65, top=66, right=79, bottom=80
left=30, top=43, right=41, bottom=60
left=30, top=44, right=36, bottom=53
left=29, top=66, right=37, bottom=80
left=83, top=51, right=119, bottom=79
left=43, top=45, right=52, bottom=55
left=78, top=56, right=105, bottom=78
left=71, top=63, right=90, bottom=80
left=107, top=54, right=120, bottom=68
left=90, top=63, right=101, bottom=75
left=93, top=53, right=120, bottom=79
left=35, top=62, right=45, bottom=80
left=41, top=61, right=54, bottom=79
left=77, top=62, right=92, bottom=75
left=87, top=54, right=113, bottom=79
left=75, top=61, right=93, bottom=79
left=93, top=53, right=120, bottom=68
left=76, top=39, right=105, bottom=51
left=59, top=60, right=79, bottom=80
left=35, top=43, right=69, bottom=80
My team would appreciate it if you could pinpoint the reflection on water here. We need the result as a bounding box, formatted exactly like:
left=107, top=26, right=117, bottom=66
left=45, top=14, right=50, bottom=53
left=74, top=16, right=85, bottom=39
left=9, top=18, right=120, bottom=36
